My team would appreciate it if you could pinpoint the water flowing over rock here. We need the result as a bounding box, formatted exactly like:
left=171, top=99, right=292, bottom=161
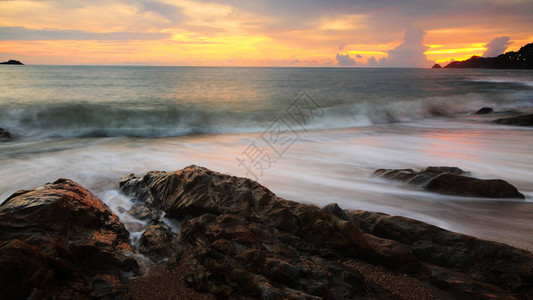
left=0, top=179, right=139, bottom=299
left=373, top=166, right=525, bottom=199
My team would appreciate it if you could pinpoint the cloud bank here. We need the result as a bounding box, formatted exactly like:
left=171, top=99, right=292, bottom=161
left=335, top=52, right=356, bottom=66
left=367, top=27, right=433, bottom=68
left=483, top=36, right=511, bottom=57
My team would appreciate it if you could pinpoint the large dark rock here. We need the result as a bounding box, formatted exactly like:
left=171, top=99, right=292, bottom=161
left=0, top=179, right=139, bottom=299
left=373, top=166, right=524, bottom=199
left=425, top=174, right=524, bottom=198
left=122, top=165, right=533, bottom=299
left=494, top=113, right=533, bottom=126
left=0, top=127, right=11, bottom=139
left=431, top=63, right=442, bottom=69
left=343, top=210, right=533, bottom=298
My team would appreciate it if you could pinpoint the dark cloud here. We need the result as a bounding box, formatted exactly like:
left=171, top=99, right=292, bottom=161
left=0, top=26, right=171, bottom=41
left=336, top=52, right=356, bottom=66
left=483, top=36, right=511, bottom=57
left=355, top=54, right=362, bottom=58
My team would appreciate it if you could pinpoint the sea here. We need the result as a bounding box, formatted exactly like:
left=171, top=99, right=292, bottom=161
left=1, top=66, right=532, bottom=250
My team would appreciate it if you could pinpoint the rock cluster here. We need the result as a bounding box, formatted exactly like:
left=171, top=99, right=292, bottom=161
left=2, top=165, right=532, bottom=299
left=119, top=165, right=532, bottom=299
left=373, top=166, right=525, bottom=199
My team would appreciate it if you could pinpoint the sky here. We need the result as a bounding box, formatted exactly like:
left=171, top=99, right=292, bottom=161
left=0, top=0, right=532, bottom=67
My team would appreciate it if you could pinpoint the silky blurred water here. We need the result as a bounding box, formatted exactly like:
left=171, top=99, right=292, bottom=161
left=1, top=66, right=532, bottom=249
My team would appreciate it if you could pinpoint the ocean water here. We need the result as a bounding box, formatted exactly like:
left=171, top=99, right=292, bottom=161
left=1, top=66, right=532, bottom=249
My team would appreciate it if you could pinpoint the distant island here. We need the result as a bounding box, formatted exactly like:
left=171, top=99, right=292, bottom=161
left=444, top=42, right=533, bottom=69
left=0, top=59, right=24, bottom=65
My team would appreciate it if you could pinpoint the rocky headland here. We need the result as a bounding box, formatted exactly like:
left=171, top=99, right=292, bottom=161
left=444, top=42, right=533, bottom=69
left=0, top=59, right=24, bottom=65
left=1, top=165, right=532, bottom=299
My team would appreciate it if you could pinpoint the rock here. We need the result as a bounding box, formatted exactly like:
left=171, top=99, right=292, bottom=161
left=431, top=63, right=442, bottom=69
left=0, top=59, right=23, bottom=65
left=121, top=165, right=432, bottom=298
left=343, top=210, right=533, bottom=298
left=0, top=179, right=139, bottom=299
left=138, top=220, right=177, bottom=263
left=373, top=166, right=524, bottom=199
left=493, top=113, right=533, bottom=126
left=128, top=203, right=158, bottom=220
left=0, top=127, right=11, bottom=139
left=425, top=174, right=525, bottom=199
left=475, top=107, right=493, bottom=114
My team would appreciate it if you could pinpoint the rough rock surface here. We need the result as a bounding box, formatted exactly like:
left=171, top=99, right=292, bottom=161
left=0, top=179, right=139, bottom=299
left=494, top=113, right=533, bottom=126
left=122, top=165, right=533, bottom=299
left=373, top=166, right=524, bottom=199
left=343, top=209, right=533, bottom=299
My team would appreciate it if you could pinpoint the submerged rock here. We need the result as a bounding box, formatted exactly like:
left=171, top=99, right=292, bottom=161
left=0, top=127, right=11, bottom=139
left=0, top=179, right=139, bottom=299
left=373, top=166, right=524, bottom=199
left=494, top=113, right=533, bottom=126
left=475, top=107, right=493, bottom=114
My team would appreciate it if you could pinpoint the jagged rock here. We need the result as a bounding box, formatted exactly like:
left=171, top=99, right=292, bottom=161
left=121, top=165, right=427, bottom=298
left=475, top=107, right=494, bottom=114
left=0, top=127, right=11, bottom=139
left=138, top=220, right=177, bottom=263
left=0, top=179, right=139, bottom=299
left=123, top=165, right=533, bottom=299
left=494, top=113, right=533, bottom=126
left=343, top=210, right=533, bottom=298
left=128, top=203, right=158, bottom=221
left=373, top=166, right=524, bottom=198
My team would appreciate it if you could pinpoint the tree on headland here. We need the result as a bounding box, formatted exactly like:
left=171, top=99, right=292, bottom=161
left=444, top=42, right=533, bottom=69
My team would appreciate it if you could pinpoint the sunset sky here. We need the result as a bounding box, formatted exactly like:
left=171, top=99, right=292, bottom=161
left=0, top=0, right=532, bottom=67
